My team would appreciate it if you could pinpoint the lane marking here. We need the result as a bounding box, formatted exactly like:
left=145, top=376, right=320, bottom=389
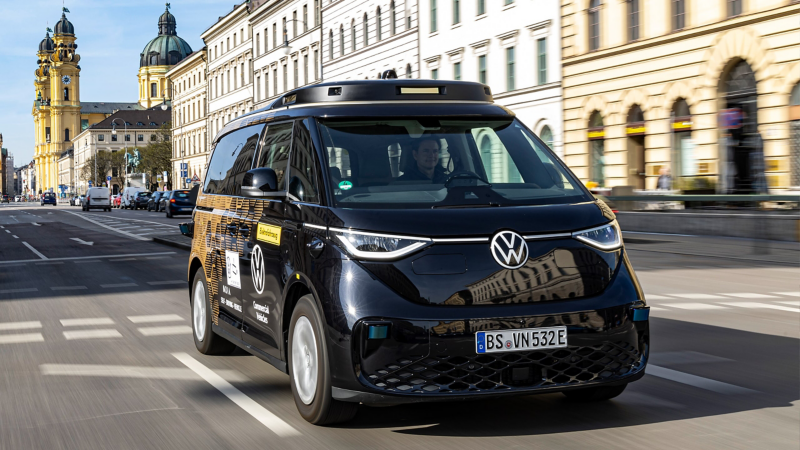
left=648, top=306, right=668, bottom=311
left=660, top=303, right=727, bottom=310
left=60, top=317, right=115, bottom=327
left=100, top=283, right=138, bottom=288
left=722, top=293, right=777, bottom=299
left=778, top=301, right=800, bottom=306
left=40, top=363, right=249, bottom=382
left=50, top=286, right=87, bottom=291
left=21, top=242, right=48, bottom=260
left=63, top=329, right=123, bottom=340
left=12, top=235, right=18, bottom=239
left=774, top=292, right=800, bottom=297
left=650, top=351, right=733, bottom=366
left=644, top=294, right=672, bottom=300
left=647, top=365, right=757, bottom=395
left=0, top=251, right=177, bottom=265
left=74, top=260, right=101, bottom=264
left=0, top=321, right=42, bottom=331
left=0, top=288, right=38, bottom=294
left=0, top=333, right=45, bottom=344
left=669, top=294, right=727, bottom=300
left=720, top=302, right=800, bottom=313
left=145, top=256, right=171, bottom=260
left=64, top=210, right=149, bottom=241
left=138, top=326, right=193, bottom=336
left=36, top=262, right=64, bottom=266
left=127, top=314, right=184, bottom=324
left=173, top=353, right=300, bottom=437
left=147, top=280, right=186, bottom=286
left=109, top=258, right=138, bottom=262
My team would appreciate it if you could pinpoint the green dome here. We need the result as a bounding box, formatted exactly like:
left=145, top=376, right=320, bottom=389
left=139, top=6, right=192, bottom=68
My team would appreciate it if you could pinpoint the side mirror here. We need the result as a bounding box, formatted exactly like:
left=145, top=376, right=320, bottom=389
left=179, top=222, right=194, bottom=238
left=241, top=167, right=285, bottom=198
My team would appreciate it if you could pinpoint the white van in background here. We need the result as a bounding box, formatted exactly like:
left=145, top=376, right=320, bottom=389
left=83, top=187, right=111, bottom=212
left=121, top=187, right=144, bottom=209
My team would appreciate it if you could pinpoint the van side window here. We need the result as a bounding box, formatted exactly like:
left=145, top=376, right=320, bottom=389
left=288, top=120, right=319, bottom=203
left=255, top=122, right=293, bottom=191
left=204, top=124, right=266, bottom=195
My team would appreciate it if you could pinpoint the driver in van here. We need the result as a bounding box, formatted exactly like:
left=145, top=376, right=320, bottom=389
left=397, top=137, right=450, bottom=183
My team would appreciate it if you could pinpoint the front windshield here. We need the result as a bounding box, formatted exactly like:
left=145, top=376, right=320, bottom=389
left=318, top=118, right=591, bottom=209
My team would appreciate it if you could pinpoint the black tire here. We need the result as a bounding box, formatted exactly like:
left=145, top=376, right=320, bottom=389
left=562, top=383, right=628, bottom=402
left=166, top=208, right=172, bottom=218
left=191, top=270, right=236, bottom=355
left=288, top=295, right=358, bottom=425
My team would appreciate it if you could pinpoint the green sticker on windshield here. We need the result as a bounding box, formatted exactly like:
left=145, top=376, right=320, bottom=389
left=338, top=180, right=353, bottom=191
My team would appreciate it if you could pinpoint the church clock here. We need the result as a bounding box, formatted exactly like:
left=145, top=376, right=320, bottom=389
left=62, top=75, right=71, bottom=85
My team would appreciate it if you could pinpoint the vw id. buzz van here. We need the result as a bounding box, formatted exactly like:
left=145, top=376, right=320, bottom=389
left=181, top=78, right=650, bottom=425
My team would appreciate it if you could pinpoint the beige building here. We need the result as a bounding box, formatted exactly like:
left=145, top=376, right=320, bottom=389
left=561, top=0, right=800, bottom=192
left=138, top=5, right=193, bottom=109
left=167, top=49, right=209, bottom=190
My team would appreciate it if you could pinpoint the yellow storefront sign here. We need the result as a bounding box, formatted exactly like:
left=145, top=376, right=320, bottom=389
left=257, top=224, right=281, bottom=245
left=587, top=130, right=605, bottom=139
left=626, top=126, right=646, bottom=135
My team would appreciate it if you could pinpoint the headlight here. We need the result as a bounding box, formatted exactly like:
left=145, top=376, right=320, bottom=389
left=572, top=221, right=622, bottom=250
left=331, top=228, right=431, bottom=260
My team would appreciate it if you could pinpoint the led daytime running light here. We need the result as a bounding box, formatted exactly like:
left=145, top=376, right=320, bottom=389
left=572, top=221, right=622, bottom=250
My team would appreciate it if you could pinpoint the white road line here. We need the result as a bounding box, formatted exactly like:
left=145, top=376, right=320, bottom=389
left=60, top=317, right=115, bottom=327
left=138, top=326, right=193, bottom=336
left=12, top=235, right=18, bottom=239
left=4, top=230, right=9, bottom=233
left=36, top=262, right=64, bottom=265
left=647, top=365, right=757, bottom=394
left=63, top=329, right=123, bottom=340
left=650, top=351, right=733, bottom=365
left=21, top=241, right=48, bottom=260
left=648, top=306, right=668, bottom=311
left=774, top=292, right=800, bottom=297
left=100, top=283, right=138, bottom=288
left=669, top=294, right=727, bottom=300
left=50, top=286, right=86, bottom=291
left=64, top=210, right=149, bottom=241
left=127, top=314, right=184, bottom=324
left=777, top=301, right=800, bottom=306
left=0, top=333, right=45, bottom=344
left=145, top=256, right=171, bottom=260
left=40, top=364, right=248, bottom=382
left=0, top=321, right=42, bottom=331
left=147, top=280, right=186, bottom=286
left=644, top=294, right=672, bottom=300
left=0, top=251, right=176, bottom=265
left=173, top=353, right=299, bottom=437
left=74, top=260, right=101, bottom=264
left=660, top=303, right=727, bottom=310
left=722, top=293, right=778, bottom=299
left=720, top=302, right=800, bottom=313
left=109, top=258, right=138, bottom=262
left=0, top=288, right=38, bottom=294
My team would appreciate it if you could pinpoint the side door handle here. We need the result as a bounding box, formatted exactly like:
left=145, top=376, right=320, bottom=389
left=238, top=225, right=250, bottom=238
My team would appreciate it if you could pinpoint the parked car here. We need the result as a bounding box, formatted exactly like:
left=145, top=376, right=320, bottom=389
left=147, top=191, right=170, bottom=212
left=121, top=187, right=145, bottom=209
left=69, top=195, right=80, bottom=206
left=1, top=195, right=9, bottom=203
left=157, top=191, right=172, bottom=211
left=82, top=187, right=111, bottom=211
left=164, top=190, right=193, bottom=218
left=132, top=191, right=152, bottom=210
left=40, top=192, right=57, bottom=206
left=15, top=195, right=22, bottom=202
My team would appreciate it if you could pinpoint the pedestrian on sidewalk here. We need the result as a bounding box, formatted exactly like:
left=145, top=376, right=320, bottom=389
left=657, top=167, right=672, bottom=190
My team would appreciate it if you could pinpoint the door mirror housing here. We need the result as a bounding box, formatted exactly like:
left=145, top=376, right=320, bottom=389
left=241, top=167, right=286, bottom=198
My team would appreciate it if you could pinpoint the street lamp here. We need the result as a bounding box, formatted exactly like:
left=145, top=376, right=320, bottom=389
left=282, top=19, right=307, bottom=56
left=111, top=118, right=127, bottom=188
left=160, top=87, right=172, bottom=111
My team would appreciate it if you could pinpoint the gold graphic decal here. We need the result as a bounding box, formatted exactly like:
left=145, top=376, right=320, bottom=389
left=257, top=224, right=282, bottom=245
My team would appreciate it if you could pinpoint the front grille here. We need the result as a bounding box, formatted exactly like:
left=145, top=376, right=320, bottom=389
left=362, top=341, right=645, bottom=395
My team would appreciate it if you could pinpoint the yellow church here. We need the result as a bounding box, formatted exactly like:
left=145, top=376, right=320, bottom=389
left=32, top=5, right=192, bottom=194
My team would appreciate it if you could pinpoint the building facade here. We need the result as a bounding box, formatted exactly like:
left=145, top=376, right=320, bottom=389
left=57, top=148, right=74, bottom=196
left=322, top=0, right=419, bottom=80
left=138, top=5, right=193, bottom=109
left=561, top=0, right=800, bottom=191
left=167, top=49, right=209, bottom=189
left=418, top=0, right=563, bottom=158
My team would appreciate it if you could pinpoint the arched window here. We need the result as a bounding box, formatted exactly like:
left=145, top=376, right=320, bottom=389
left=671, top=98, right=692, bottom=180
left=588, top=111, right=605, bottom=186
left=329, top=30, right=334, bottom=60
left=628, top=0, right=639, bottom=41
left=626, top=105, right=646, bottom=189
left=376, top=7, right=382, bottom=41
left=64, top=128, right=70, bottom=141
left=540, top=125, right=553, bottom=149
left=340, top=25, right=345, bottom=55
left=405, top=63, right=412, bottom=78
left=63, top=88, right=69, bottom=101
left=351, top=20, right=356, bottom=52
left=390, top=1, right=397, bottom=35
left=589, top=0, right=601, bottom=51
left=672, top=0, right=685, bottom=31
left=363, top=14, right=369, bottom=47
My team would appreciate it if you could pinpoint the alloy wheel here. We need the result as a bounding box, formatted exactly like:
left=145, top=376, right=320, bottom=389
left=292, top=316, right=319, bottom=405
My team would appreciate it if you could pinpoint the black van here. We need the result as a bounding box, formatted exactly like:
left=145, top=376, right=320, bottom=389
left=181, top=79, right=649, bottom=425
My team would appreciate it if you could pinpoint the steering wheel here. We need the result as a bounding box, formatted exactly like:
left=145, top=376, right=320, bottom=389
left=443, top=171, right=491, bottom=188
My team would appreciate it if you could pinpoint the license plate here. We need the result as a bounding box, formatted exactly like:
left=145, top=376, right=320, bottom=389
left=476, top=326, right=567, bottom=354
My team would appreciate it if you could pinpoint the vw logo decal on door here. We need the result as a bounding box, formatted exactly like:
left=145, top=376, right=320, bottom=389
left=251, top=244, right=265, bottom=295
left=490, top=231, right=529, bottom=270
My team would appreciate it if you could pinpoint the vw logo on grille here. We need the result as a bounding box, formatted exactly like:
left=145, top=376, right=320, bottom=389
left=251, top=244, right=265, bottom=295
left=490, top=230, right=529, bottom=269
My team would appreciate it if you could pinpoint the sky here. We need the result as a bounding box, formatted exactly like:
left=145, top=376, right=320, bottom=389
left=0, top=0, right=234, bottom=165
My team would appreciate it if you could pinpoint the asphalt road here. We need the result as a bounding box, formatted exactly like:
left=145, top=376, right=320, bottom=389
left=0, top=204, right=797, bottom=449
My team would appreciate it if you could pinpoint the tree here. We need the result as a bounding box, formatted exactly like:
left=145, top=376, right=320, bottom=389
left=138, top=123, right=172, bottom=190
left=80, top=150, right=127, bottom=190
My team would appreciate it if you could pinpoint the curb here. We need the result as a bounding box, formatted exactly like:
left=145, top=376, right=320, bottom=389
left=152, top=237, right=192, bottom=251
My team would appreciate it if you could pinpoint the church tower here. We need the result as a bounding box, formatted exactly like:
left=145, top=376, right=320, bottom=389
left=138, top=4, right=192, bottom=108
left=33, top=11, right=81, bottom=193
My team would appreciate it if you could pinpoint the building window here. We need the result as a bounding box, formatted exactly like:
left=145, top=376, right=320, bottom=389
left=303, top=54, right=308, bottom=85
left=283, top=64, right=288, bottom=92
left=504, top=0, right=513, bottom=4
left=478, top=54, right=486, bottom=84
left=234, top=33, right=237, bottom=47
left=314, top=0, right=320, bottom=26
left=340, top=25, right=345, bottom=55
left=256, top=76, right=261, bottom=100
left=589, top=0, right=601, bottom=51
left=431, top=0, right=437, bottom=32
left=453, top=0, right=460, bottom=24
left=406, top=63, right=412, bottom=78
left=151, top=134, right=157, bottom=142
left=125, top=134, right=131, bottom=142
left=431, top=68, right=438, bottom=80
left=628, top=0, right=639, bottom=41
left=537, top=38, right=547, bottom=85
left=589, top=111, right=605, bottom=186
left=293, top=11, right=298, bottom=37
left=303, top=5, right=308, bottom=32
left=391, top=1, right=397, bottom=35
left=453, top=62, right=461, bottom=80
left=363, top=14, right=369, bottom=46
left=728, top=0, right=742, bottom=17
left=407, top=9, right=412, bottom=29
left=111, top=134, right=117, bottom=142
left=673, top=0, right=685, bottom=30
left=64, top=88, right=69, bottom=101
left=477, top=0, right=485, bottom=15
left=138, top=134, right=144, bottom=142
left=506, top=47, right=515, bottom=91
left=256, top=33, right=260, bottom=55
left=329, top=30, right=334, bottom=59
left=540, top=125, right=554, bottom=149
left=377, top=7, right=382, bottom=41
left=314, top=50, right=319, bottom=80
left=283, top=17, right=287, bottom=43
left=151, top=83, right=158, bottom=98
left=274, top=69, right=278, bottom=94
left=273, top=24, right=277, bottom=49
left=98, top=134, right=104, bottom=142
left=351, top=20, right=356, bottom=51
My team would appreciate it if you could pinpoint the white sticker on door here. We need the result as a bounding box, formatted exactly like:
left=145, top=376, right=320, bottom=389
left=225, top=250, right=241, bottom=289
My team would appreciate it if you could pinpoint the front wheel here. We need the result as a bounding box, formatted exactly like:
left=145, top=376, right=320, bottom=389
left=191, top=270, right=236, bottom=355
left=562, top=383, right=627, bottom=402
left=288, top=295, right=358, bottom=425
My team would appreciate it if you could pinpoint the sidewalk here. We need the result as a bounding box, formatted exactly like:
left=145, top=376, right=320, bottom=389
left=152, top=234, right=192, bottom=251
left=616, top=210, right=800, bottom=242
